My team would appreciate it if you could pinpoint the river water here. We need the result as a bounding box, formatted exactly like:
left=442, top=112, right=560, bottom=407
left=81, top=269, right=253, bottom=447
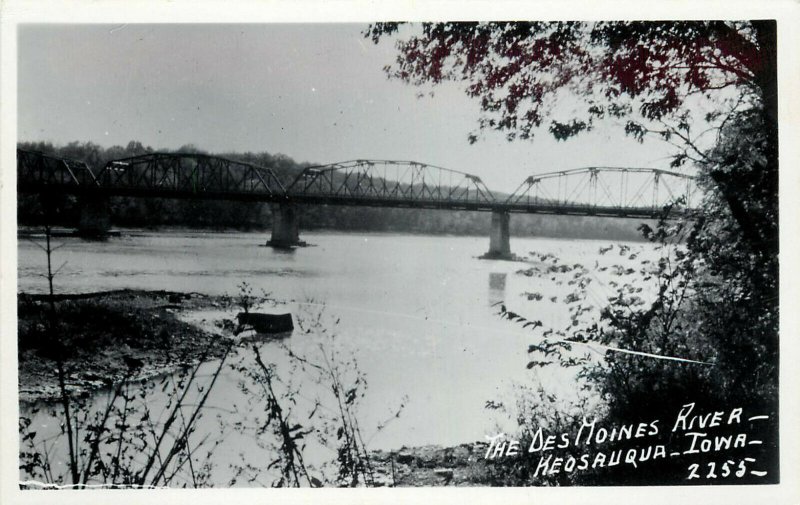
left=17, top=230, right=659, bottom=485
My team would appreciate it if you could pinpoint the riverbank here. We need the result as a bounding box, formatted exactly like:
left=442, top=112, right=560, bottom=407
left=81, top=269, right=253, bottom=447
left=16, top=288, right=506, bottom=486
left=17, top=289, right=235, bottom=403
left=370, top=442, right=505, bottom=486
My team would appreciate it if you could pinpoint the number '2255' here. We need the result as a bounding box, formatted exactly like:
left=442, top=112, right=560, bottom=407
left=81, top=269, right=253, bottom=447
left=687, top=459, right=753, bottom=480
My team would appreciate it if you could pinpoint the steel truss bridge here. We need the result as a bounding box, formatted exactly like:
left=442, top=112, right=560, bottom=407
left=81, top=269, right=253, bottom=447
left=17, top=150, right=698, bottom=215
left=17, top=149, right=698, bottom=253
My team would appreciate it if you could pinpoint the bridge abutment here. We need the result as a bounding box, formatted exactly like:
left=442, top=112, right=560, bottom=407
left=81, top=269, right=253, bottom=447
left=76, top=196, right=112, bottom=237
left=481, top=210, right=513, bottom=260
left=267, top=203, right=305, bottom=248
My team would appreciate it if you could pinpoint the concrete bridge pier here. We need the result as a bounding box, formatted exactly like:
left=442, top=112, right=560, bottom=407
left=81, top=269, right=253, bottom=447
left=76, top=196, right=111, bottom=237
left=482, top=210, right=513, bottom=260
left=267, top=203, right=305, bottom=248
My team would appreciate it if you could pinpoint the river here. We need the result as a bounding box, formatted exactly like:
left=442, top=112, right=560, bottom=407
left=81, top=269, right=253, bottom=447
left=17, top=229, right=660, bottom=486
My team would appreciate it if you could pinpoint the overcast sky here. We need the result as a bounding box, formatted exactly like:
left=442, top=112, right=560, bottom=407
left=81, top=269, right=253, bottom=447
left=18, top=23, right=677, bottom=193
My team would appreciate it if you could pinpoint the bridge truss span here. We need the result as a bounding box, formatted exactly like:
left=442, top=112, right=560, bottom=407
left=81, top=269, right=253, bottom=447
left=286, top=160, right=497, bottom=210
left=92, top=152, right=288, bottom=201
left=18, top=149, right=703, bottom=253
left=17, top=149, right=100, bottom=190
left=54, top=153, right=286, bottom=201
left=504, top=166, right=699, bottom=217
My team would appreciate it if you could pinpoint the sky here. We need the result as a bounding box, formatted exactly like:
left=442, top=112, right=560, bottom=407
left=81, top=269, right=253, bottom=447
left=17, top=23, right=678, bottom=193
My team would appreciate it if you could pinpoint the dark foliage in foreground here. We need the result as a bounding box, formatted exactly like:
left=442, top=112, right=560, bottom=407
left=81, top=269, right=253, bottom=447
left=369, top=20, right=778, bottom=485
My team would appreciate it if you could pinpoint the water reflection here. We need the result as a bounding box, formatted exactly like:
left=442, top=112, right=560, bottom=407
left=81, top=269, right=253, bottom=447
left=488, top=272, right=507, bottom=306
left=267, top=246, right=298, bottom=257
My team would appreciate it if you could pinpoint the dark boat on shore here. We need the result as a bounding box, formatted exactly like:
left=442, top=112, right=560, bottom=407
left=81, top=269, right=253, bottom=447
left=236, top=312, right=294, bottom=334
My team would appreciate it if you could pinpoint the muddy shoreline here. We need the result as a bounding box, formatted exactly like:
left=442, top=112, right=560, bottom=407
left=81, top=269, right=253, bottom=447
left=370, top=442, right=502, bottom=486
left=17, top=289, right=238, bottom=403
left=17, top=288, right=499, bottom=485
